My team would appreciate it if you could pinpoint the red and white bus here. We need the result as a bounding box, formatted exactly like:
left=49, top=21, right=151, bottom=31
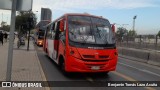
left=43, top=13, right=118, bottom=73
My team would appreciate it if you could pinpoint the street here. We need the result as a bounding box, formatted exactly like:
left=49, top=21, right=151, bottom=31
left=35, top=45, right=160, bottom=90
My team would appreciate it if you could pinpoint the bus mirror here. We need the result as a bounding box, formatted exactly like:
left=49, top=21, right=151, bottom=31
left=111, top=24, right=115, bottom=32
left=60, top=20, right=64, bottom=32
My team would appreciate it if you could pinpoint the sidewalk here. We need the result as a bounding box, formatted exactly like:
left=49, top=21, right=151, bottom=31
left=0, top=39, right=49, bottom=90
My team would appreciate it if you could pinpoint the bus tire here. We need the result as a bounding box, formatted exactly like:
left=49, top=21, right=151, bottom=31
left=59, top=56, right=70, bottom=76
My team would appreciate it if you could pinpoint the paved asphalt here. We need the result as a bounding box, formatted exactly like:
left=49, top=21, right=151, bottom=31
left=35, top=45, right=160, bottom=90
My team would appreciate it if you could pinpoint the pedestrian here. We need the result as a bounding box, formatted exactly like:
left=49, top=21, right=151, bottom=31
left=4, top=32, right=8, bottom=42
left=0, top=31, right=4, bottom=45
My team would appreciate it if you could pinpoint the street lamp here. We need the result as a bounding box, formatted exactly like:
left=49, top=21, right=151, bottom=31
left=133, top=15, right=137, bottom=31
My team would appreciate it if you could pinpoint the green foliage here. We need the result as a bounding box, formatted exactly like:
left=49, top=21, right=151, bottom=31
left=116, top=27, right=128, bottom=38
left=128, top=30, right=137, bottom=37
left=15, top=11, right=37, bottom=31
left=1, top=21, right=7, bottom=27
left=2, top=25, right=10, bottom=32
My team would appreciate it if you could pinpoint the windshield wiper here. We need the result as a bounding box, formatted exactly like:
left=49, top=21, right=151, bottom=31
left=95, top=25, right=101, bottom=38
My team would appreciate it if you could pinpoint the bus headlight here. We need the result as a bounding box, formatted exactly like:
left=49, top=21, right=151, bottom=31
left=69, top=47, right=82, bottom=59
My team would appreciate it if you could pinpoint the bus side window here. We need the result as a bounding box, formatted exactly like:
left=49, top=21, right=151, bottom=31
left=47, top=26, right=52, bottom=39
left=51, top=23, right=56, bottom=39
left=60, top=20, right=66, bottom=43
left=55, top=21, right=60, bottom=40
left=46, top=26, right=49, bottom=39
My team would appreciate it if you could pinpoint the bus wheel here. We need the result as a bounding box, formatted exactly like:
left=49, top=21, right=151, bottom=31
left=60, top=59, right=65, bottom=72
left=59, top=57, right=70, bottom=76
left=61, top=61, right=65, bottom=72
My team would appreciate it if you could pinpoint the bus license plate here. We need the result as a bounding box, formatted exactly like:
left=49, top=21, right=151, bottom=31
left=91, top=66, right=100, bottom=70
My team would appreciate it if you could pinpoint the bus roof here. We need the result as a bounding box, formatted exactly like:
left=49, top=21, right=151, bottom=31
left=44, top=13, right=109, bottom=27
left=64, top=13, right=107, bottom=19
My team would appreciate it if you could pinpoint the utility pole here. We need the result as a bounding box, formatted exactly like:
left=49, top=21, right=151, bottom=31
left=27, top=11, right=33, bottom=51
left=133, top=15, right=137, bottom=31
left=6, top=0, right=17, bottom=81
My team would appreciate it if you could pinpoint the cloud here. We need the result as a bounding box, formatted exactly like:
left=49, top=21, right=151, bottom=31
left=32, top=0, right=158, bottom=12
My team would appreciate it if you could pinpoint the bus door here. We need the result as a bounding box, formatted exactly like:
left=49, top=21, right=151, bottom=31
left=53, top=21, right=61, bottom=60
left=46, top=24, right=54, bottom=58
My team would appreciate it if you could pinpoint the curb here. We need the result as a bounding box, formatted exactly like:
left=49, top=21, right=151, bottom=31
left=34, top=46, right=50, bottom=90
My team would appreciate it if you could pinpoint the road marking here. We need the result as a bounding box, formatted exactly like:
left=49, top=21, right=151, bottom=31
left=112, top=71, right=136, bottom=81
left=118, top=62, right=160, bottom=78
left=112, top=71, right=156, bottom=90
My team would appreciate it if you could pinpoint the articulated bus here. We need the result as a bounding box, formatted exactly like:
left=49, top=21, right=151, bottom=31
left=34, top=20, right=50, bottom=46
left=43, top=13, right=118, bottom=74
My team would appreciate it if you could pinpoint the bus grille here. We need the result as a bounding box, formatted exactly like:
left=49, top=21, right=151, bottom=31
left=83, top=55, right=95, bottom=59
left=83, top=60, right=108, bottom=62
left=99, top=55, right=109, bottom=59
left=83, top=55, right=110, bottom=59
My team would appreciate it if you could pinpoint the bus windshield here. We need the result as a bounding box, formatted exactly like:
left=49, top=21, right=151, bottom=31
left=68, top=16, right=115, bottom=45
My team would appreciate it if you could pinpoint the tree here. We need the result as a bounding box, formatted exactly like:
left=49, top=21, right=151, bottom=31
left=116, top=27, right=128, bottom=37
left=1, top=21, right=7, bottom=27
left=157, top=31, right=160, bottom=37
left=2, top=25, right=10, bottom=32
left=128, top=30, right=137, bottom=37
left=15, top=11, right=37, bottom=34
left=116, top=27, right=128, bottom=41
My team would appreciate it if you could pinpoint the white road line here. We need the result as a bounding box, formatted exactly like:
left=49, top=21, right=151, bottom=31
left=118, top=62, right=160, bottom=77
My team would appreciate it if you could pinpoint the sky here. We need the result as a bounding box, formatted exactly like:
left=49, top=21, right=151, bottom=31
left=0, top=0, right=160, bottom=34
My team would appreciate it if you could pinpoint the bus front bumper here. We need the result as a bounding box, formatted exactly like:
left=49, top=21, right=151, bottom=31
left=65, top=56, right=117, bottom=73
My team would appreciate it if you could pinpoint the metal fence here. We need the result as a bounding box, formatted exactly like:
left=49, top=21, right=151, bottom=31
left=116, top=35, right=160, bottom=50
